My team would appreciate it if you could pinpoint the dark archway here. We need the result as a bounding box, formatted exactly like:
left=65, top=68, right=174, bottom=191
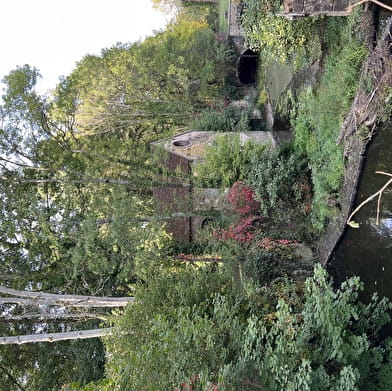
left=200, top=217, right=214, bottom=229
left=237, top=49, right=259, bottom=85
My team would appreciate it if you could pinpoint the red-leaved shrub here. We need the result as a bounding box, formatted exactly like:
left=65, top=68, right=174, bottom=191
left=226, top=181, right=260, bottom=216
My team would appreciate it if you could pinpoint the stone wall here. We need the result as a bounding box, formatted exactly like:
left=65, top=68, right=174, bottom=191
left=317, top=17, right=392, bottom=263
left=229, top=0, right=245, bottom=41
left=281, top=0, right=355, bottom=18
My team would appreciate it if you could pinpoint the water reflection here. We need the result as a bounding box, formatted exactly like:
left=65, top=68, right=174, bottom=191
left=329, top=123, right=392, bottom=300
left=368, top=216, right=392, bottom=244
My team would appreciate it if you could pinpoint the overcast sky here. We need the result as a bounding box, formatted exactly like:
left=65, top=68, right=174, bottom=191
left=0, top=0, right=168, bottom=94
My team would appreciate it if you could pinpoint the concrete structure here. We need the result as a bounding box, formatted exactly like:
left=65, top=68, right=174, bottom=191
left=227, top=0, right=246, bottom=46
left=152, top=130, right=276, bottom=169
left=151, top=130, right=276, bottom=242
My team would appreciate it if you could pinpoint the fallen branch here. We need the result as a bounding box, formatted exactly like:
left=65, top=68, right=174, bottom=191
left=346, top=0, right=392, bottom=12
left=347, top=171, right=392, bottom=228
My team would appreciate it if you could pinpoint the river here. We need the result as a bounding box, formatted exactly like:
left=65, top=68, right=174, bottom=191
left=328, top=122, right=392, bottom=300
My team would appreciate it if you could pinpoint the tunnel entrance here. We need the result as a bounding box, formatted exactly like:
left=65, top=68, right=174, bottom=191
left=237, top=49, right=259, bottom=85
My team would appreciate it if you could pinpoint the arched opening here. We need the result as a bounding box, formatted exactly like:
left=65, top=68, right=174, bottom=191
left=237, top=49, right=259, bottom=85
left=200, top=217, right=214, bottom=229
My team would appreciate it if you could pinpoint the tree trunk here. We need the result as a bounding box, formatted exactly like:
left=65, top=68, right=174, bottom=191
left=0, top=312, right=106, bottom=322
left=0, top=328, right=115, bottom=345
left=0, top=285, right=134, bottom=307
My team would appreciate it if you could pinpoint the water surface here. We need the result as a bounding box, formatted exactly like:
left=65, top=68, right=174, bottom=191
left=329, top=122, right=392, bottom=299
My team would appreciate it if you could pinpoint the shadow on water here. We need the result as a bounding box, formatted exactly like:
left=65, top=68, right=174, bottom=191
left=328, top=122, right=392, bottom=302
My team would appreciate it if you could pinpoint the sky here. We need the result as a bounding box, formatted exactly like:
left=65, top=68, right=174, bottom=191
left=0, top=0, right=169, bottom=94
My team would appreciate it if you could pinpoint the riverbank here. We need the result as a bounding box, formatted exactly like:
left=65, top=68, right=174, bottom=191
left=317, top=16, right=392, bottom=263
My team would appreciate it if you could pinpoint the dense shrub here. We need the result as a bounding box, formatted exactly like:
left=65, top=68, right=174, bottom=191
left=100, top=266, right=392, bottom=391
left=227, top=181, right=260, bottom=216
left=246, top=143, right=307, bottom=214
left=243, top=244, right=297, bottom=284
left=293, top=38, right=368, bottom=229
left=194, top=134, right=266, bottom=187
left=103, top=267, right=247, bottom=391
left=191, top=105, right=252, bottom=133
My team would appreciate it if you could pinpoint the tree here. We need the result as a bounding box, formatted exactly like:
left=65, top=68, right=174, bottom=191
left=151, top=0, right=181, bottom=13
left=0, top=329, right=106, bottom=390
left=0, top=14, right=235, bottom=390
left=0, top=23, right=234, bottom=292
left=96, top=265, right=392, bottom=391
left=0, top=286, right=133, bottom=389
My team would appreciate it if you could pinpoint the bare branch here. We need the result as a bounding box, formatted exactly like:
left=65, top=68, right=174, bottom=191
left=0, top=328, right=115, bottom=345
left=347, top=171, right=392, bottom=228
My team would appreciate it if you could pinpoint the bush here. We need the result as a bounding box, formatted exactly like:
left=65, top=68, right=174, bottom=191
left=103, top=267, right=247, bottom=391
left=220, top=265, right=392, bottom=391
left=227, top=181, right=260, bottom=216
left=243, top=246, right=292, bottom=284
left=100, top=265, right=392, bottom=391
left=195, top=134, right=266, bottom=188
left=190, top=105, right=252, bottom=133
left=247, top=144, right=306, bottom=214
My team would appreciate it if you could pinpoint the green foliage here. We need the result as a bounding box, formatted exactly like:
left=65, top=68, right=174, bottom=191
left=293, top=38, right=368, bottom=229
left=247, top=143, right=306, bottom=214
left=190, top=105, right=252, bottom=133
left=60, top=17, right=234, bottom=142
left=0, top=17, right=235, bottom=387
left=242, top=246, right=290, bottom=284
left=103, top=266, right=242, bottom=391
left=0, top=5, right=383, bottom=391
left=100, top=264, right=392, bottom=391
left=241, top=1, right=319, bottom=66
left=67, top=187, right=173, bottom=292
left=221, top=265, right=392, bottom=391
left=0, top=336, right=105, bottom=391
left=195, top=134, right=267, bottom=187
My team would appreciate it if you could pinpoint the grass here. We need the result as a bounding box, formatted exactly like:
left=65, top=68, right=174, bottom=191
left=292, top=14, right=368, bottom=230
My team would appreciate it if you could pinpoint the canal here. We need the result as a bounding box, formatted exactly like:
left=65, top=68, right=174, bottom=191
left=328, top=122, right=392, bottom=300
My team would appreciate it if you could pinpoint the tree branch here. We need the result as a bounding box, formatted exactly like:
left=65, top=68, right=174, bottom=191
left=347, top=171, right=392, bottom=228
